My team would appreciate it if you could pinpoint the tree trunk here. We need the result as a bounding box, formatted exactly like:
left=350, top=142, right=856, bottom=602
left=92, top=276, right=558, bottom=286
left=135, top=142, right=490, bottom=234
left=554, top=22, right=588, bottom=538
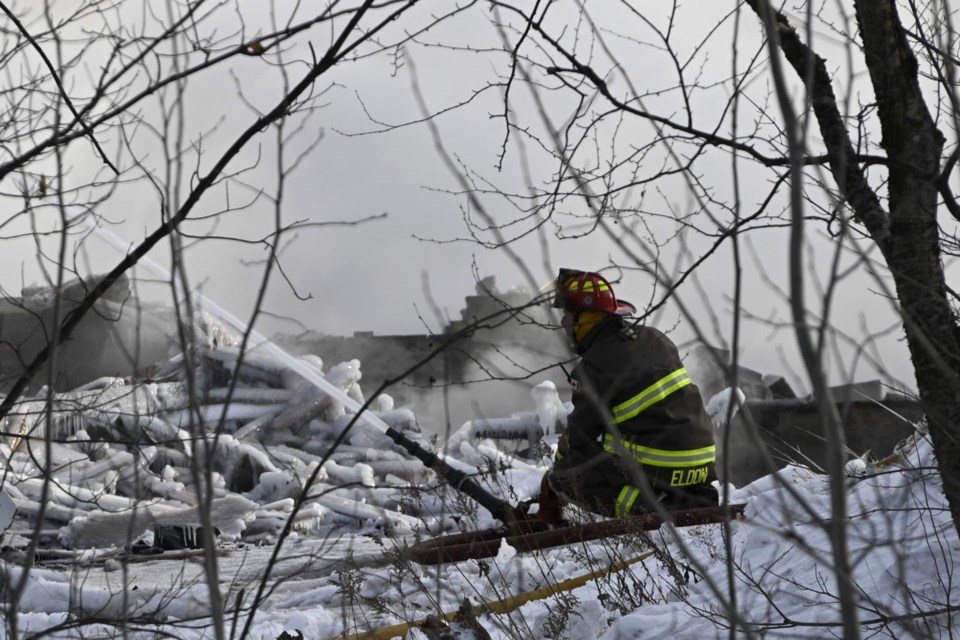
left=854, top=0, right=960, bottom=528
left=748, top=0, right=960, bottom=531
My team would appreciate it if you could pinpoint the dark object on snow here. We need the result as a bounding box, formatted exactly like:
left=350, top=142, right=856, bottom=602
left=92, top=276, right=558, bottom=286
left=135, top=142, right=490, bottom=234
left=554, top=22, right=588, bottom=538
left=407, top=503, right=746, bottom=565
left=0, top=547, right=31, bottom=565
left=153, top=525, right=221, bottom=551
left=419, top=599, right=493, bottom=640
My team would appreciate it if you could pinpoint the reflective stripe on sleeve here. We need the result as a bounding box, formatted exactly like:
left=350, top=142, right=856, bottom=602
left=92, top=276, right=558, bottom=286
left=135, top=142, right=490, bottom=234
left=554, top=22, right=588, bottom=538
left=603, top=435, right=717, bottom=468
left=611, top=368, right=692, bottom=423
left=615, top=485, right=641, bottom=518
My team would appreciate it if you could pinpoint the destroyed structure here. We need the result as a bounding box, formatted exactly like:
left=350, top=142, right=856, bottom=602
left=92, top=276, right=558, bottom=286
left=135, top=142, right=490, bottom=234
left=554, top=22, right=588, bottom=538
left=0, top=274, right=923, bottom=489
left=274, top=276, right=923, bottom=486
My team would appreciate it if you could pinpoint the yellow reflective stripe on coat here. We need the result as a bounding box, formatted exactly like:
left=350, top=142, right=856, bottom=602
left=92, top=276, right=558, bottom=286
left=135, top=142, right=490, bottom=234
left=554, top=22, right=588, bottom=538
left=615, top=485, right=641, bottom=518
left=603, top=435, right=717, bottom=468
left=610, top=368, right=691, bottom=423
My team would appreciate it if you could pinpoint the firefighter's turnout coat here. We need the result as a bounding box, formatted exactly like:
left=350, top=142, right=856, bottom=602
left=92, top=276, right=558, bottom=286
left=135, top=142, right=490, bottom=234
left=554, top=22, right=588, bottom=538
left=549, top=315, right=717, bottom=517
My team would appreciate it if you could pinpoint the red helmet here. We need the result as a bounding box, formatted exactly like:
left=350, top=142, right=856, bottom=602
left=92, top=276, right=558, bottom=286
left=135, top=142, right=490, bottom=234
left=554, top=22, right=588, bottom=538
left=552, top=268, right=636, bottom=316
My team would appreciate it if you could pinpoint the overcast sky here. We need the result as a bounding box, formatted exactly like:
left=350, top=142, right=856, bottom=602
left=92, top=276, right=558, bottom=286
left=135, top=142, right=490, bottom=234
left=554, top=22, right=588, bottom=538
left=4, top=0, right=948, bottom=396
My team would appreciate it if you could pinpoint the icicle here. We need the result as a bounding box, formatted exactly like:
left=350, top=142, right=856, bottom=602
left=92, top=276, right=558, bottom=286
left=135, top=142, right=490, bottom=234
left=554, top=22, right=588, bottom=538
left=706, top=386, right=746, bottom=429
left=531, top=380, right=567, bottom=434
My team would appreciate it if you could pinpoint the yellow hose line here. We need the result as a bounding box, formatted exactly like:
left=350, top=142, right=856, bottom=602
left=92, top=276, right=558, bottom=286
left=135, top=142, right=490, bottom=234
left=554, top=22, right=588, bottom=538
left=338, top=550, right=656, bottom=640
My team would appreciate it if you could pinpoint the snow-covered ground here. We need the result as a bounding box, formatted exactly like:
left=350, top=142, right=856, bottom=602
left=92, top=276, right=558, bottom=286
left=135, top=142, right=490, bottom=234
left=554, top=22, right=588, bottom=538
left=1, top=336, right=958, bottom=638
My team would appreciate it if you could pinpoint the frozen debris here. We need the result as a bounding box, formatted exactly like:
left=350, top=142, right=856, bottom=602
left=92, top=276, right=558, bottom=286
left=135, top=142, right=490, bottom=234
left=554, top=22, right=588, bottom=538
left=246, top=500, right=328, bottom=539
left=4, top=383, right=168, bottom=446
left=233, top=410, right=280, bottom=441
left=270, top=385, right=332, bottom=433
left=442, top=382, right=568, bottom=457
left=205, top=386, right=294, bottom=405
left=844, top=450, right=875, bottom=477
left=282, top=354, right=325, bottom=390
left=244, top=471, right=301, bottom=503
left=0, top=341, right=540, bottom=554
left=308, top=491, right=424, bottom=532
left=531, top=380, right=567, bottom=434
left=445, top=413, right=548, bottom=456
left=267, top=360, right=363, bottom=434
left=190, top=309, right=242, bottom=350
left=321, top=359, right=364, bottom=418
left=202, top=346, right=289, bottom=387
left=706, top=387, right=746, bottom=429
left=58, top=493, right=257, bottom=549
left=322, top=459, right=376, bottom=488
left=375, top=393, right=394, bottom=412
left=151, top=524, right=221, bottom=550
left=494, top=536, right=518, bottom=564
left=475, top=442, right=541, bottom=472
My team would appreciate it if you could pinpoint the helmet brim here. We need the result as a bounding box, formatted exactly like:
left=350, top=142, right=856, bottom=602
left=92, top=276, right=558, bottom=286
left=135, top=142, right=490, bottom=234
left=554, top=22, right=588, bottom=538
left=614, top=299, right=637, bottom=316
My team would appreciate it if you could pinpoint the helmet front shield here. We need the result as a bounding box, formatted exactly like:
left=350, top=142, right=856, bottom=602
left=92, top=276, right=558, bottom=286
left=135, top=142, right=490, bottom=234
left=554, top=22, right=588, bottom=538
left=551, top=268, right=584, bottom=310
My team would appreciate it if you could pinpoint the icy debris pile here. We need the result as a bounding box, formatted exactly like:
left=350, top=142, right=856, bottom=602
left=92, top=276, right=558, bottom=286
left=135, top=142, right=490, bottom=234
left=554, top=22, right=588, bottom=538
left=0, top=346, right=487, bottom=550
left=446, top=381, right=567, bottom=456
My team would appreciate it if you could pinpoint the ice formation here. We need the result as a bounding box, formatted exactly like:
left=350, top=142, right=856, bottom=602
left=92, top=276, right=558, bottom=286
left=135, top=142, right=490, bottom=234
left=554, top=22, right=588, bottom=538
left=0, top=343, right=494, bottom=551
left=445, top=380, right=570, bottom=456
left=705, top=386, right=746, bottom=428
left=0, top=218, right=521, bottom=551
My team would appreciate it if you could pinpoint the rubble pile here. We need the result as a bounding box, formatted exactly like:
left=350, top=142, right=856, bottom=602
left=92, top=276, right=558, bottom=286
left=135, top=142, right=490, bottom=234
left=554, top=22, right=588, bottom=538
left=0, top=346, right=494, bottom=551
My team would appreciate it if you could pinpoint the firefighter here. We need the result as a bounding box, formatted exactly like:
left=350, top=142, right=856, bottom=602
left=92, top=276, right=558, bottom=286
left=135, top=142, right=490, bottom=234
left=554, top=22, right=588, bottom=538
left=538, top=268, right=718, bottom=523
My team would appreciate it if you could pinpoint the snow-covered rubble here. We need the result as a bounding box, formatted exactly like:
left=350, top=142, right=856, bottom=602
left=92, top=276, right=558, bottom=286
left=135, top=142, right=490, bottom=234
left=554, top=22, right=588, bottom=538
left=3, top=274, right=952, bottom=639
left=0, top=343, right=517, bottom=552
left=445, top=380, right=567, bottom=456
